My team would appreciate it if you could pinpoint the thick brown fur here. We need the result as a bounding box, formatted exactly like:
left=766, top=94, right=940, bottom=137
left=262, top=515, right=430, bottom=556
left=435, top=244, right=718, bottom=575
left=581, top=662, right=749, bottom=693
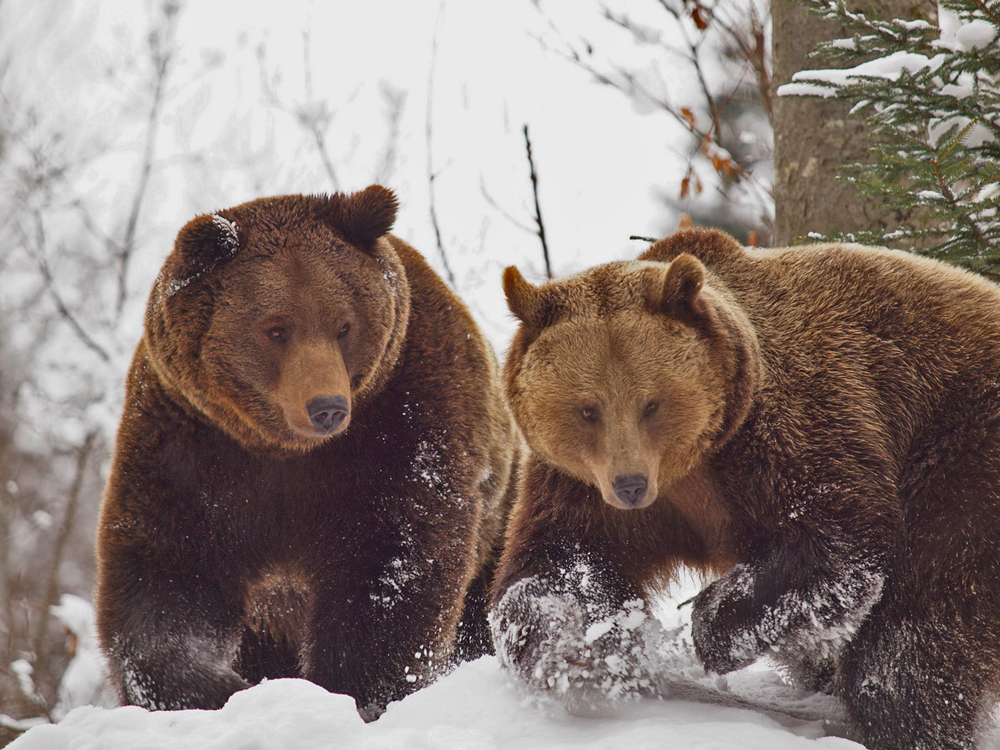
left=491, top=228, right=1000, bottom=749
left=96, top=186, right=518, bottom=720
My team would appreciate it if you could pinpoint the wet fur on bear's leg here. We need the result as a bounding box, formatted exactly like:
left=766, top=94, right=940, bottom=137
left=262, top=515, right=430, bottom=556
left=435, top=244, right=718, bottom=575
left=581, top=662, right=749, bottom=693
left=837, top=594, right=999, bottom=750
left=454, top=562, right=496, bottom=662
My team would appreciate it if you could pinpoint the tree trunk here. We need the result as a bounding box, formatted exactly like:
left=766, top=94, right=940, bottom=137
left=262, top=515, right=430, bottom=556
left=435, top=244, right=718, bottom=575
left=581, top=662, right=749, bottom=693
left=771, top=0, right=937, bottom=246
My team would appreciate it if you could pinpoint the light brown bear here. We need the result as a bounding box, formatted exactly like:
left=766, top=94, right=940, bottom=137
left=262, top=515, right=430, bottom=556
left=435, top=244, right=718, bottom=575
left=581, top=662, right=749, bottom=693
left=490, top=228, right=1000, bottom=749
left=96, top=186, right=518, bottom=720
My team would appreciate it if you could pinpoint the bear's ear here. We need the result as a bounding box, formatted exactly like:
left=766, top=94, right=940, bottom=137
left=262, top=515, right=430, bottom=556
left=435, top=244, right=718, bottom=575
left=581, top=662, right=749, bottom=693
left=659, top=253, right=714, bottom=331
left=503, top=266, right=560, bottom=328
left=321, top=185, right=398, bottom=248
left=173, top=212, right=242, bottom=283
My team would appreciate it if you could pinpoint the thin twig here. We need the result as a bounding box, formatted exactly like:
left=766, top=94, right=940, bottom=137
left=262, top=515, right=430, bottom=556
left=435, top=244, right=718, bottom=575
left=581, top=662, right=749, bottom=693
left=537, top=2, right=773, bottom=238
left=480, top=177, right=535, bottom=235
left=29, top=213, right=111, bottom=363
left=116, top=4, right=177, bottom=319
left=425, top=0, right=457, bottom=287
left=523, top=125, right=552, bottom=280
left=652, top=0, right=720, bottom=132
left=541, top=36, right=702, bottom=139
left=301, top=29, right=341, bottom=193
left=374, top=84, right=406, bottom=185
left=310, top=125, right=342, bottom=194
left=256, top=33, right=357, bottom=193
left=655, top=0, right=727, bottom=162
left=714, top=4, right=772, bottom=121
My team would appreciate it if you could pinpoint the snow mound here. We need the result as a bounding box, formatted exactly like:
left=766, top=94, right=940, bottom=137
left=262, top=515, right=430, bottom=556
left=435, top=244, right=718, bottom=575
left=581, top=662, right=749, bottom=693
left=49, top=594, right=116, bottom=719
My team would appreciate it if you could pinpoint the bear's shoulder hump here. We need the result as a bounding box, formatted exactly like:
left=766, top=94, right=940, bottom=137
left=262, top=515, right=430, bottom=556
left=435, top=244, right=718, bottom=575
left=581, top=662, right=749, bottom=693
left=640, top=228, right=746, bottom=268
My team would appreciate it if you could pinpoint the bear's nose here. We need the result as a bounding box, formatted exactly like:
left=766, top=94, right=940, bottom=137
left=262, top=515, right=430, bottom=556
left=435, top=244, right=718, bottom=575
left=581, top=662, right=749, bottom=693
left=306, top=395, right=349, bottom=434
left=612, top=474, right=648, bottom=508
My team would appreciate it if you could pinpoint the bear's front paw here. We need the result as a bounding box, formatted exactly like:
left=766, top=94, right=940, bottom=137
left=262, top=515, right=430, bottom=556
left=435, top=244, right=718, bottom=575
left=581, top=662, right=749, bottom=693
left=489, top=578, right=663, bottom=711
left=489, top=579, right=590, bottom=695
left=690, top=565, right=764, bottom=675
left=690, top=623, right=758, bottom=675
left=120, top=657, right=249, bottom=711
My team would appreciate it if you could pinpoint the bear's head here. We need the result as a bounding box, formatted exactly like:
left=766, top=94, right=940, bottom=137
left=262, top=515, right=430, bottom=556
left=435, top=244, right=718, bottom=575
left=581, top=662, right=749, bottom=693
left=503, top=242, right=760, bottom=510
left=144, top=185, right=410, bottom=453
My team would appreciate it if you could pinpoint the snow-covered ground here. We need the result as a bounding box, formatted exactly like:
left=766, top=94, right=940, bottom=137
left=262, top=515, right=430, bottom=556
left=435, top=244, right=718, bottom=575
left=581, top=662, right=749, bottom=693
left=5, top=577, right=862, bottom=750
left=0, top=582, right=972, bottom=750
left=11, top=580, right=1000, bottom=749
left=10, top=656, right=863, bottom=750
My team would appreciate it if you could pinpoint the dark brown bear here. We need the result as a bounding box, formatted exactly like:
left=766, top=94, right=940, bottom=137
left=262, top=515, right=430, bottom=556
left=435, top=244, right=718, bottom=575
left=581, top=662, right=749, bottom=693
left=96, top=186, right=517, bottom=720
left=490, top=228, right=1000, bottom=749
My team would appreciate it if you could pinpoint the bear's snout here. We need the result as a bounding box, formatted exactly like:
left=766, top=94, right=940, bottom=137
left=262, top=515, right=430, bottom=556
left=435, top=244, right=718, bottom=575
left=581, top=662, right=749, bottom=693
left=306, top=395, right=350, bottom=434
left=612, top=474, right=648, bottom=508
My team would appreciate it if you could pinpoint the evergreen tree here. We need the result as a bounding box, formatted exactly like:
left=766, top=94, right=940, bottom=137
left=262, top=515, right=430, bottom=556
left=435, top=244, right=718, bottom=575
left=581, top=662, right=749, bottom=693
left=783, top=0, right=1000, bottom=277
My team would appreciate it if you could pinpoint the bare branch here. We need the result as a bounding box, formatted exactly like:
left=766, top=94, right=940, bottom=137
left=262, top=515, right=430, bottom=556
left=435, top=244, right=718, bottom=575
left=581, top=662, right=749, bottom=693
left=674, top=7, right=724, bottom=148
left=307, top=118, right=342, bottom=193
left=28, top=212, right=111, bottom=363
left=480, top=177, right=535, bottom=235
left=523, top=125, right=552, bottom=280
left=425, top=0, right=457, bottom=287
left=535, top=1, right=774, bottom=241
left=70, top=200, right=118, bottom=251
left=0, top=713, right=47, bottom=734
left=256, top=32, right=357, bottom=194
left=115, top=1, right=179, bottom=319
left=300, top=29, right=341, bottom=193
left=374, top=84, right=406, bottom=185
left=535, top=33, right=708, bottom=142
left=715, top=4, right=772, bottom=121
left=29, top=430, right=98, bottom=711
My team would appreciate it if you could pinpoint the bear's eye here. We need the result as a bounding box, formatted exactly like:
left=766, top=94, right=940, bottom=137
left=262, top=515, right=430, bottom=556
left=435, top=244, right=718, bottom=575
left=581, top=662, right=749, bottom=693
left=580, top=406, right=599, bottom=423
left=268, top=326, right=290, bottom=343
left=337, top=322, right=351, bottom=339
left=643, top=401, right=660, bottom=417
